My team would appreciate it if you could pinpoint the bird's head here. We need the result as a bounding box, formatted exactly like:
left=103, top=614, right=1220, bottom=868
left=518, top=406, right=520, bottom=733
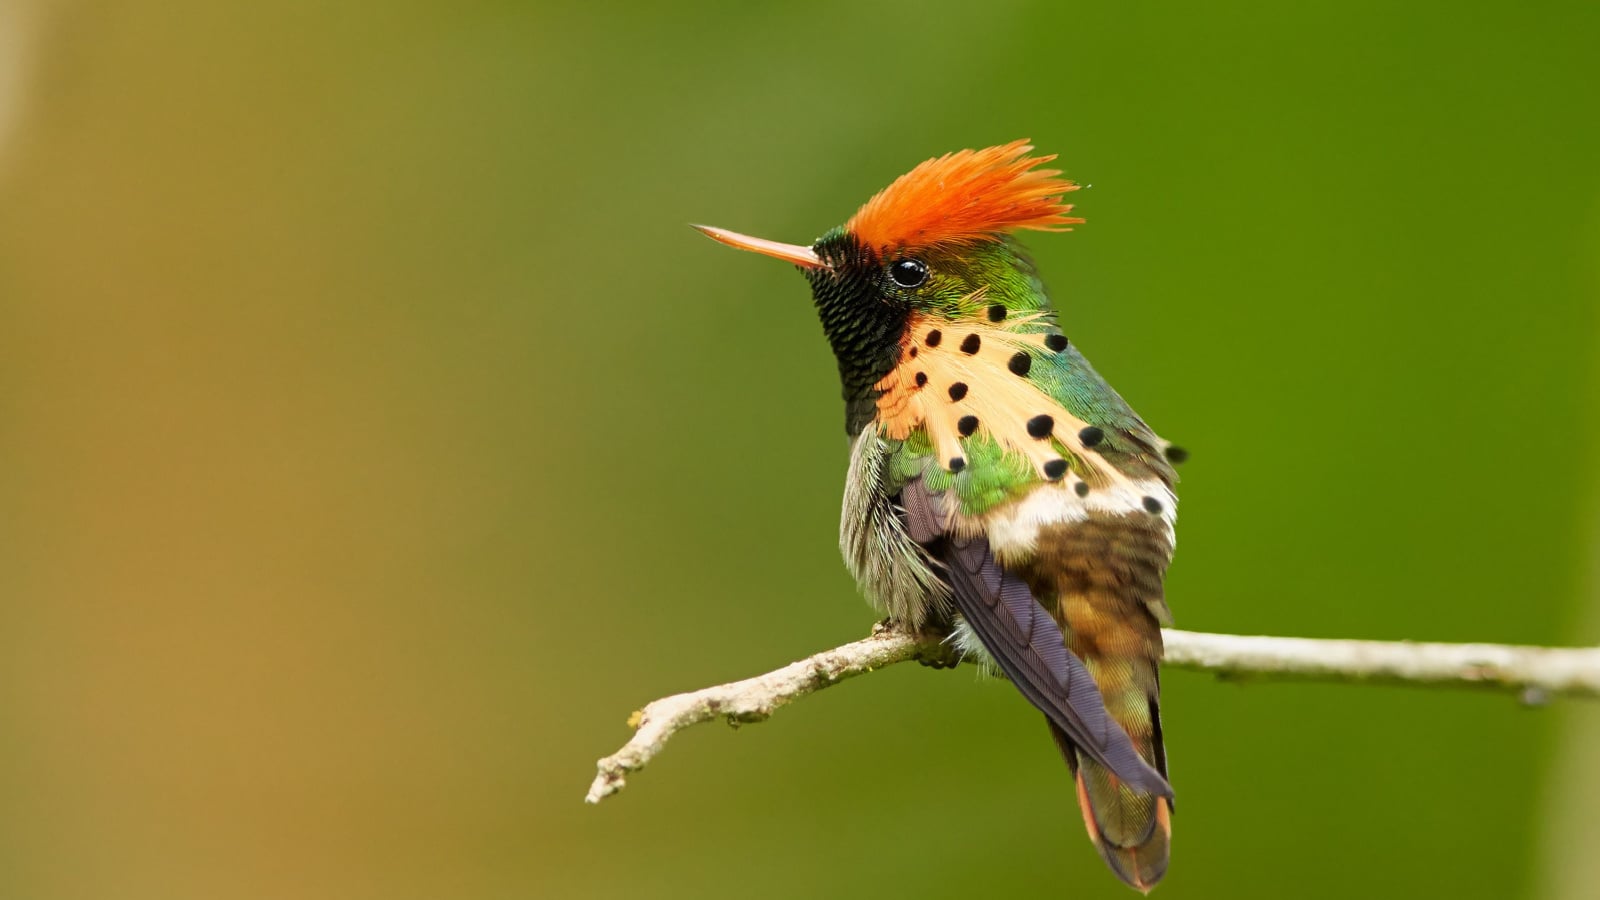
left=696, top=140, right=1083, bottom=434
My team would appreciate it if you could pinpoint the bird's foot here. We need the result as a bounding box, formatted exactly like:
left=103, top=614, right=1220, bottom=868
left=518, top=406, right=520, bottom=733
left=914, top=627, right=964, bottom=670
left=869, top=618, right=963, bottom=669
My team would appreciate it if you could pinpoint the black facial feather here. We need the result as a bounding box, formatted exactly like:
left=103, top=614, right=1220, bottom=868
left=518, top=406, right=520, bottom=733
left=805, top=232, right=912, bottom=435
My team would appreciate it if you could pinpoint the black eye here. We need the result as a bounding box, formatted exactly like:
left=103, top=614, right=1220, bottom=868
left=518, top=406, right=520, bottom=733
left=889, top=258, right=928, bottom=288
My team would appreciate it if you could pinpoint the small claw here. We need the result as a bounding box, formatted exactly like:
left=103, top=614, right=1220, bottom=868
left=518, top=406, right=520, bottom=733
left=916, top=627, right=966, bottom=670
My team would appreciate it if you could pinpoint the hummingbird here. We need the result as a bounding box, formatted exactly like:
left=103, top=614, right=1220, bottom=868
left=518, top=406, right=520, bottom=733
left=695, top=140, right=1183, bottom=892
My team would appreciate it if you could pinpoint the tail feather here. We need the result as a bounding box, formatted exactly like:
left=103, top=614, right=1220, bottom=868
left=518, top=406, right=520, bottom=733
left=1049, top=689, right=1171, bottom=892
left=1075, top=760, right=1171, bottom=893
left=1014, top=504, right=1178, bottom=889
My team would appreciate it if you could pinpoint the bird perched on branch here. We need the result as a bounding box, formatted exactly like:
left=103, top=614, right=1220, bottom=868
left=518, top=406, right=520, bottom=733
left=695, top=140, right=1184, bottom=892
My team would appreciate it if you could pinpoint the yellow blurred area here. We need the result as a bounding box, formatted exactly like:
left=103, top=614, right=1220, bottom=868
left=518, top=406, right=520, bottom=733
left=4, top=4, right=568, bottom=896
left=1, top=2, right=1597, bottom=899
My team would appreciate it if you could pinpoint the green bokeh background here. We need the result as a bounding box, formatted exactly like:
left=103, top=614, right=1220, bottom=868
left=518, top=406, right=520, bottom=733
left=2, top=2, right=1597, bottom=898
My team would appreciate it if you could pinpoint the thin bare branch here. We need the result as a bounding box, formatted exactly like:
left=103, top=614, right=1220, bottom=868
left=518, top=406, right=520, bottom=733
left=585, top=624, right=923, bottom=804
left=586, top=626, right=1600, bottom=804
left=1162, top=630, right=1600, bottom=698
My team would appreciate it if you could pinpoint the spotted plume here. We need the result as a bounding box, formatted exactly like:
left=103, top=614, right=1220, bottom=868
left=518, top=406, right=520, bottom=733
left=873, top=304, right=1143, bottom=501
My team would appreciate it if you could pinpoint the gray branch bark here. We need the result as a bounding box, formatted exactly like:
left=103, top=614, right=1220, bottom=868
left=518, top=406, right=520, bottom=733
left=585, top=625, right=1600, bottom=804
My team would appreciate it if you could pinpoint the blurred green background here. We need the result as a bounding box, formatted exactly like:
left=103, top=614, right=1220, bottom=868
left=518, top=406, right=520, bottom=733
left=2, top=1, right=1597, bottom=898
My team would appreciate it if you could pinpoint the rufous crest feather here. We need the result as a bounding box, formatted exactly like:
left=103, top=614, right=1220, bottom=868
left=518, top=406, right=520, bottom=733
left=847, top=139, right=1084, bottom=252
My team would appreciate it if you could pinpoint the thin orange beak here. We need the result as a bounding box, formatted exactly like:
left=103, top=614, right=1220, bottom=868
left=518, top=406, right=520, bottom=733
left=691, top=224, right=829, bottom=270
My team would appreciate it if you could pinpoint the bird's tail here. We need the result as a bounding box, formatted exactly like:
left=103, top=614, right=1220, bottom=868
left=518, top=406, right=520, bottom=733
left=1049, top=672, right=1170, bottom=893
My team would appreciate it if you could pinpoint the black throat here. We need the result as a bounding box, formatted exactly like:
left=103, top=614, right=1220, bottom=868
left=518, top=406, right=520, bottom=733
left=805, top=232, right=911, bottom=436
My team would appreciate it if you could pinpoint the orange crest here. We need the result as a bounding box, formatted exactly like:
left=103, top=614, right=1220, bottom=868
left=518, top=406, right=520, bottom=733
left=846, top=140, right=1084, bottom=253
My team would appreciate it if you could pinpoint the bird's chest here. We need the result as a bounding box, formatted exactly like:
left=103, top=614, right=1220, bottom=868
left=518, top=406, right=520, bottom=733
left=837, top=432, right=951, bottom=627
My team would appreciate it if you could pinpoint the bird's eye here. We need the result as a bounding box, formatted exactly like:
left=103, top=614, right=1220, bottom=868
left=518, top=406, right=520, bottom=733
left=889, top=258, right=928, bottom=288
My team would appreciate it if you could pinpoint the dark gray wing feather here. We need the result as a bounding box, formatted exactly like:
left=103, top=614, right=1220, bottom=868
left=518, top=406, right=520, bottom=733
left=901, top=479, right=1172, bottom=799
left=899, top=479, right=948, bottom=544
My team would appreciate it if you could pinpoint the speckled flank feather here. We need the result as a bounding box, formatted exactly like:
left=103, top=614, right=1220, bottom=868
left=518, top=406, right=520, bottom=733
left=874, top=307, right=1142, bottom=501
left=839, top=429, right=951, bottom=628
